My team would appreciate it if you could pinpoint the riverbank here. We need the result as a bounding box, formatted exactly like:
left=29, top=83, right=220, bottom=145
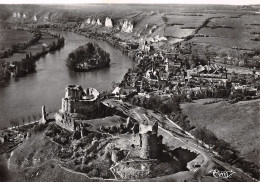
left=0, top=29, right=65, bottom=81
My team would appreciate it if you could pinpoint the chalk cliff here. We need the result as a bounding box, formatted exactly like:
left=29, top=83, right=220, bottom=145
left=96, top=18, right=102, bottom=25
left=121, top=19, right=133, bottom=33
left=86, top=18, right=91, bottom=24
left=33, top=15, right=37, bottom=22
left=91, top=19, right=96, bottom=25
left=105, top=17, right=113, bottom=28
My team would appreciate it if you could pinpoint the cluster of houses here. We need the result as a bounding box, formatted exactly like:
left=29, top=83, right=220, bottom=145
left=111, top=42, right=260, bottom=101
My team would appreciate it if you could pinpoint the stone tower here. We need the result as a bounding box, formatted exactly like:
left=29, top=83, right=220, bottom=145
left=139, top=121, right=160, bottom=159
left=41, top=105, right=47, bottom=124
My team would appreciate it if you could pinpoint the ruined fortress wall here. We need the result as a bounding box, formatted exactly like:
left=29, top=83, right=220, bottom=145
left=74, top=98, right=100, bottom=113
left=55, top=113, right=75, bottom=131
left=87, top=87, right=99, bottom=99
left=62, top=98, right=100, bottom=114
left=65, top=85, right=83, bottom=100
left=61, top=86, right=100, bottom=114
left=140, top=133, right=159, bottom=159
left=56, top=120, right=75, bottom=131
left=117, top=167, right=151, bottom=179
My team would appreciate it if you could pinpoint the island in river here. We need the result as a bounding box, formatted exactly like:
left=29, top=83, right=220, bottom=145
left=66, top=42, right=110, bottom=72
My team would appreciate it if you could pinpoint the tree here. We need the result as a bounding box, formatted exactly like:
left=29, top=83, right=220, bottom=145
left=22, top=117, right=25, bottom=125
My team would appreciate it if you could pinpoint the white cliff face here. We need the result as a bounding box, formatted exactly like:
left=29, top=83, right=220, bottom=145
left=17, top=12, right=21, bottom=19
left=33, top=15, right=37, bottom=22
left=22, top=13, right=27, bottom=19
left=105, top=17, right=113, bottom=28
left=121, top=20, right=133, bottom=33
left=87, top=18, right=91, bottom=24
left=91, top=19, right=96, bottom=25
left=12, top=12, right=17, bottom=18
left=96, top=19, right=102, bottom=25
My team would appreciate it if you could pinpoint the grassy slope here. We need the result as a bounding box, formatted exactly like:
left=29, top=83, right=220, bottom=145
left=181, top=98, right=260, bottom=167
left=9, top=130, right=61, bottom=170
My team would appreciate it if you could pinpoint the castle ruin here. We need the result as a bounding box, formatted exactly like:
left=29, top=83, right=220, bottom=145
left=60, top=85, right=100, bottom=114
left=41, top=105, right=47, bottom=124
left=139, top=121, right=161, bottom=159
left=55, top=85, right=101, bottom=131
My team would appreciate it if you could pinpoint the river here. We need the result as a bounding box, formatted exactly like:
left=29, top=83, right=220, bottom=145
left=0, top=31, right=134, bottom=129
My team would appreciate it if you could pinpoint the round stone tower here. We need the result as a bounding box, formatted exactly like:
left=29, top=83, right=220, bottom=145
left=140, top=131, right=159, bottom=159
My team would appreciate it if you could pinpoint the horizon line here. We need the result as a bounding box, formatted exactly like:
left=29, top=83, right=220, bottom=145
left=0, top=1, right=260, bottom=6
left=0, top=3, right=259, bottom=6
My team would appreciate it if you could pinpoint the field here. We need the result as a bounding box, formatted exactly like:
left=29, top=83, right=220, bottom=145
left=164, top=26, right=194, bottom=38
left=2, top=31, right=58, bottom=63
left=181, top=98, right=260, bottom=167
left=0, top=29, right=33, bottom=50
left=189, top=14, right=260, bottom=57
left=194, top=16, right=260, bottom=48
left=0, top=4, right=260, bottom=55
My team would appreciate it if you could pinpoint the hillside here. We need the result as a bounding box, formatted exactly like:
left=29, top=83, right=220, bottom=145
left=0, top=4, right=260, bottom=56
left=181, top=98, right=260, bottom=167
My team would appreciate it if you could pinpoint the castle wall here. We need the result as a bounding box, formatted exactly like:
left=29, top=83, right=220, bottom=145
left=61, top=85, right=100, bottom=114
left=117, top=166, right=150, bottom=179
left=73, top=98, right=100, bottom=113
left=55, top=113, right=75, bottom=131
left=61, top=96, right=100, bottom=114
left=65, top=85, right=83, bottom=100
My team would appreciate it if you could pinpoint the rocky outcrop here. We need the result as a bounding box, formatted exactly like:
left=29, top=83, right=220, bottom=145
left=10, top=12, right=29, bottom=22
left=12, top=12, right=17, bottom=18
left=121, top=19, right=133, bottom=33
left=105, top=17, right=113, bottom=28
left=91, top=19, right=96, bottom=25
left=22, top=13, right=27, bottom=19
left=96, top=18, right=102, bottom=25
left=17, top=12, right=21, bottom=18
left=33, top=15, right=37, bottom=22
left=86, top=18, right=91, bottom=24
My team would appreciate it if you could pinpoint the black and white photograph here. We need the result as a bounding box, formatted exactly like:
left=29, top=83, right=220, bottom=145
left=0, top=0, right=259, bottom=181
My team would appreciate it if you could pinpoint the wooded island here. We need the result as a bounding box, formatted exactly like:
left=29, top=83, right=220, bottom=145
left=66, top=42, right=111, bottom=72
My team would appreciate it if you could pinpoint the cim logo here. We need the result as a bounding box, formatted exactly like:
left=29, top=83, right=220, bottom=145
left=209, top=169, right=236, bottom=179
